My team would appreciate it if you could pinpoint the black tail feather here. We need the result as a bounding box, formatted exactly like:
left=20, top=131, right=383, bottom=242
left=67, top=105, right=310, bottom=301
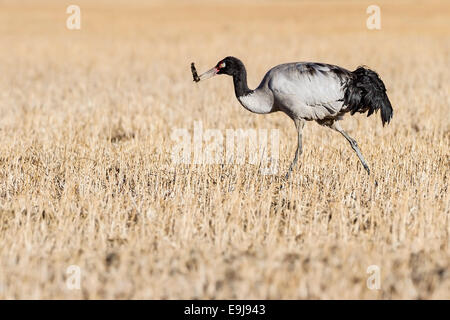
left=344, top=66, right=393, bottom=126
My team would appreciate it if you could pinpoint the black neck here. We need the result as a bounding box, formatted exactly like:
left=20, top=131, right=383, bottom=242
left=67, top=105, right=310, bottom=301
left=232, top=62, right=253, bottom=98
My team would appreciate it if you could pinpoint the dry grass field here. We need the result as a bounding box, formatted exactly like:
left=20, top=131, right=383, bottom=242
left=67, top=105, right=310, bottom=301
left=0, top=0, right=448, bottom=299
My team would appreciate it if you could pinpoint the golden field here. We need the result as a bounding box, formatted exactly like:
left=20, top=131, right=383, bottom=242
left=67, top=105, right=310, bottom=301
left=0, top=0, right=448, bottom=299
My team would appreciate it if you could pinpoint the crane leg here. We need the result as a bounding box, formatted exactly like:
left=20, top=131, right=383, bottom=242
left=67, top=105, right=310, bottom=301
left=285, top=119, right=305, bottom=179
left=330, top=122, right=370, bottom=175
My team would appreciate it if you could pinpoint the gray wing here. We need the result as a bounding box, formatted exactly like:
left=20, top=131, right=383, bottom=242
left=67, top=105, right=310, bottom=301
left=267, top=62, right=352, bottom=120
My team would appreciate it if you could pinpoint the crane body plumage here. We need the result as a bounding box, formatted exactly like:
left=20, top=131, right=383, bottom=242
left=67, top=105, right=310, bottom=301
left=194, top=56, right=393, bottom=177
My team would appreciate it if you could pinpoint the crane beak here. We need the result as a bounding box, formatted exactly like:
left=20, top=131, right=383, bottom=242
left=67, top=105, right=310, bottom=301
left=198, top=67, right=219, bottom=81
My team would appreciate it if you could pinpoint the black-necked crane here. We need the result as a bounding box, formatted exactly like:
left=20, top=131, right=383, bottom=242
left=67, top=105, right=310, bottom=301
left=192, top=57, right=393, bottom=178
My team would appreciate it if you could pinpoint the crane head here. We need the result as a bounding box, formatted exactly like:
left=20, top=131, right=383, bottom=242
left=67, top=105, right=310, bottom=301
left=194, top=57, right=242, bottom=81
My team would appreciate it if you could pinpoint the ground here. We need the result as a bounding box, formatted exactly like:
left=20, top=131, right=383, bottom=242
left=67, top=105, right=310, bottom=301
left=0, top=0, right=448, bottom=299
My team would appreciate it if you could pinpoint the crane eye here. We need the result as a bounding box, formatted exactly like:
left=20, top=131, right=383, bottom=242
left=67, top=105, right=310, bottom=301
left=219, top=62, right=226, bottom=69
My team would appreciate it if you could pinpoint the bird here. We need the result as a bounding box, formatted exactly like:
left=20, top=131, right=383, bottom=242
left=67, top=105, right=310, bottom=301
left=192, top=56, right=393, bottom=178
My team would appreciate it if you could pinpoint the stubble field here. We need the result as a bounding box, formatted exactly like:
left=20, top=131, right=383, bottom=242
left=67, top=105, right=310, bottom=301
left=0, top=0, right=449, bottom=299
